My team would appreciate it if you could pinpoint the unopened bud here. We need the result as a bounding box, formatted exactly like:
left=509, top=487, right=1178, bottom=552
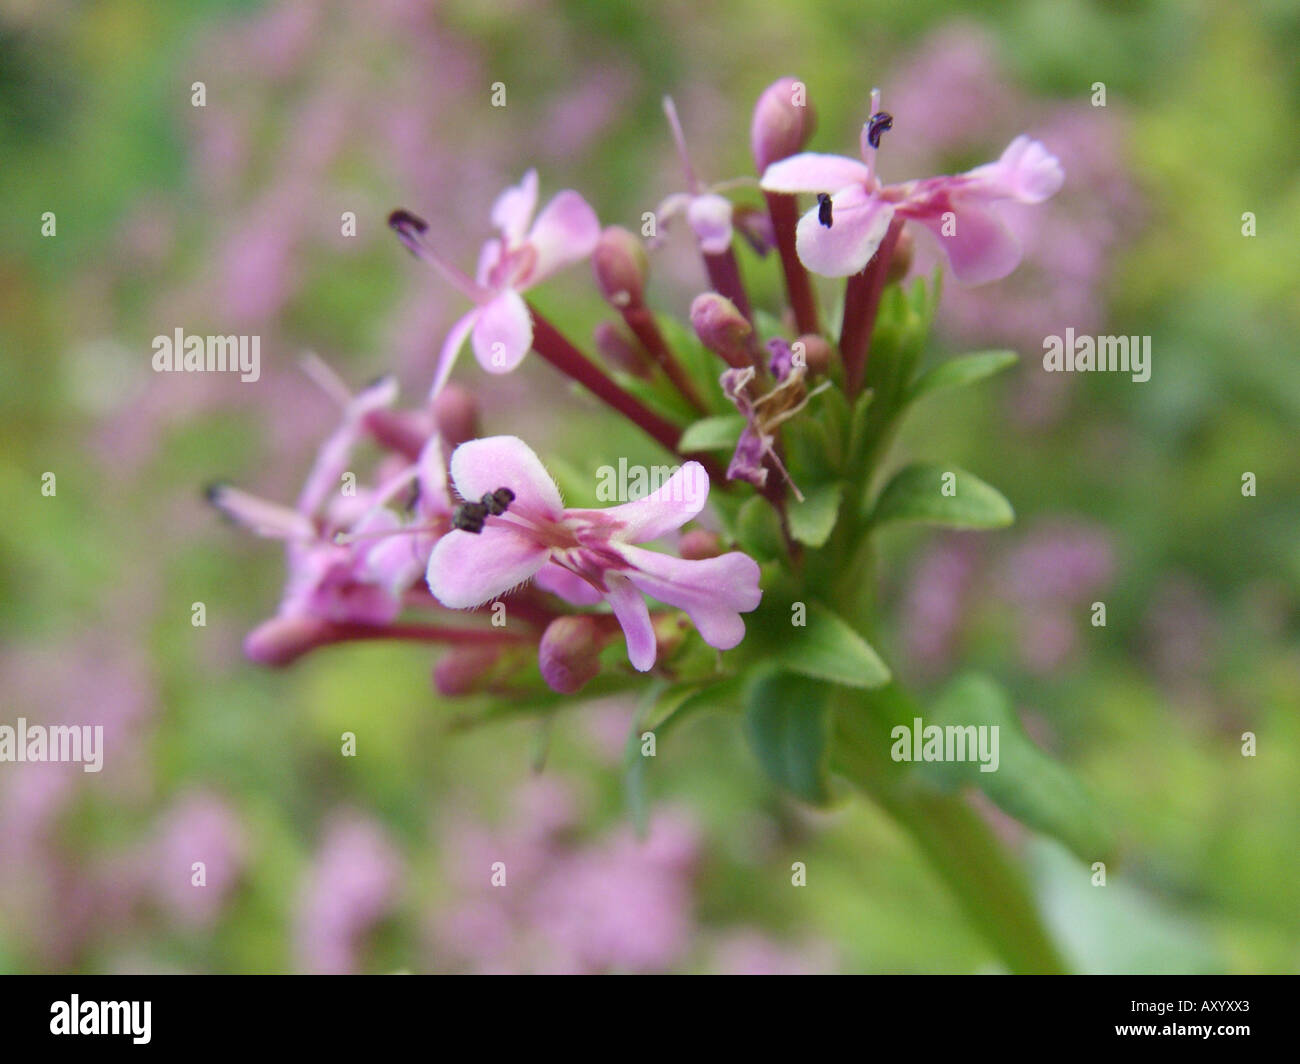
left=244, top=614, right=334, bottom=667
left=885, top=226, right=914, bottom=286
left=690, top=292, right=752, bottom=368
left=430, top=383, right=480, bottom=450
left=751, top=76, right=817, bottom=173
left=594, top=321, right=651, bottom=378
left=538, top=615, right=605, bottom=695
left=678, top=529, right=721, bottom=560
left=432, top=645, right=502, bottom=696
left=794, top=334, right=833, bottom=376
left=592, top=226, right=648, bottom=308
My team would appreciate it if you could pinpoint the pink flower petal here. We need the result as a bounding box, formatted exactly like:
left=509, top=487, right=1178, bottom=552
left=297, top=375, right=399, bottom=513
left=573, top=461, right=710, bottom=543
left=449, top=435, right=565, bottom=519
left=619, top=545, right=761, bottom=651
left=760, top=152, right=872, bottom=195
left=525, top=190, right=601, bottom=284
left=794, top=184, right=895, bottom=277
left=687, top=194, right=734, bottom=254
left=470, top=290, right=532, bottom=375
left=535, top=561, right=605, bottom=605
left=604, top=573, right=657, bottom=671
left=429, top=308, right=479, bottom=398
left=426, top=524, right=549, bottom=609
left=967, top=136, right=1064, bottom=204
left=416, top=436, right=451, bottom=517
left=209, top=486, right=315, bottom=540
left=909, top=201, right=1022, bottom=285
left=490, top=169, right=539, bottom=245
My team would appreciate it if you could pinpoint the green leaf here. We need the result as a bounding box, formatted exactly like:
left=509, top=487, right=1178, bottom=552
left=787, top=481, right=843, bottom=547
left=908, top=350, right=1019, bottom=403
left=733, top=495, right=786, bottom=560
left=677, top=414, right=745, bottom=453
left=773, top=600, right=890, bottom=689
left=916, top=675, right=1115, bottom=863
left=744, top=671, right=833, bottom=803
left=871, top=462, right=1014, bottom=530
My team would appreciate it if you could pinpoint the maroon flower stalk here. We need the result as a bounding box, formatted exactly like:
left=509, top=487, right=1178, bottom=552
left=839, top=218, right=902, bottom=399
left=703, top=247, right=753, bottom=323
left=764, top=191, right=820, bottom=335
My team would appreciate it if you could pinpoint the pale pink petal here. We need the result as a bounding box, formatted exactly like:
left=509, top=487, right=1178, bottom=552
left=572, top=461, right=710, bottom=543
left=429, top=309, right=479, bottom=398
left=794, top=184, right=895, bottom=277
left=966, top=136, right=1064, bottom=203
left=209, top=485, right=315, bottom=540
left=908, top=201, right=1023, bottom=285
left=760, top=152, right=872, bottom=195
left=449, top=435, right=564, bottom=519
left=525, top=190, right=601, bottom=284
left=426, top=525, right=549, bottom=609
left=604, top=573, right=657, bottom=671
left=475, top=238, right=504, bottom=288
left=365, top=525, right=435, bottom=594
left=687, top=193, right=734, bottom=254
left=415, top=436, right=452, bottom=518
left=535, top=561, right=604, bottom=606
left=297, top=375, right=399, bottom=513
left=490, top=169, right=539, bottom=245
left=619, top=545, right=761, bottom=651
left=470, top=290, right=532, bottom=375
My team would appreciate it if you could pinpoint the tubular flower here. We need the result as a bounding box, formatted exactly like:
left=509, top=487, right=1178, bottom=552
left=760, top=89, right=1063, bottom=282
left=425, top=436, right=762, bottom=671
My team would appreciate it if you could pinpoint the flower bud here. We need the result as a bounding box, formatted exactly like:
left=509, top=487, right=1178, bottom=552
left=244, top=614, right=333, bottom=667
left=794, top=333, right=833, bottom=376
left=885, top=226, right=914, bottom=287
left=593, top=321, right=651, bottom=378
left=432, top=645, right=502, bottom=696
left=538, top=615, right=606, bottom=694
left=690, top=292, right=752, bottom=368
left=751, top=76, right=817, bottom=173
left=678, top=529, right=721, bottom=560
left=592, top=226, right=648, bottom=308
left=430, top=383, right=480, bottom=450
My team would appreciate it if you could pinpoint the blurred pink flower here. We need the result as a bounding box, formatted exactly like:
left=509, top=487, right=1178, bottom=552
left=149, top=792, right=247, bottom=930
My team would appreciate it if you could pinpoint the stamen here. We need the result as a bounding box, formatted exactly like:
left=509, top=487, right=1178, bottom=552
left=481, top=487, right=516, bottom=515
left=817, top=193, right=833, bottom=229
left=387, top=208, right=487, bottom=303
left=452, top=500, right=489, bottom=534
left=866, top=111, right=893, bottom=150
left=661, top=96, right=699, bottom=194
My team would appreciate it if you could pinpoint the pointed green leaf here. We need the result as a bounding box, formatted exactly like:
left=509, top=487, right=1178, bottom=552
left=871, top=462, right=1014, bottom=530
left=908, top=350, right=1018, bottom=403
left=774, top=600, right=890, bottom=689
left=677, top=414, right=745, bottom=453
left=787, top=481, right=843, bottom=547
left=744, top=671, right=833, bottom=803
left=917, top=674, right=1115, bottom=862
left=734, top=495, right=786, bottom=560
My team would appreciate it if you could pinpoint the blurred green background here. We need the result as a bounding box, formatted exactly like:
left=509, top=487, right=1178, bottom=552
left=1, top=0, right=1297, bottom=973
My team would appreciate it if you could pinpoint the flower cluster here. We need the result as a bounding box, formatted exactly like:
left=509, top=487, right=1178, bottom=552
left=217, top=77, right=1062, bottom=700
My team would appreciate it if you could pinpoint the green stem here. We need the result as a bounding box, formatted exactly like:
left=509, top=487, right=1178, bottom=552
left=831, top=687, right=1068, bottom=974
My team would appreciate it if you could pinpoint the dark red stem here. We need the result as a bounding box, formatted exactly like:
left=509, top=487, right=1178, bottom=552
left=839, top=219, right=902, bottom=400
left=764, top=190, right=819, bottom=335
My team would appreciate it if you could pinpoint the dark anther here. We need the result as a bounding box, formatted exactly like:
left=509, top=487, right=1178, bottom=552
left=816, top=193, right=833, bottom=229
left=387, top=208, right=428, bottom=235
left=866, top=111, right=893, bottom=150
left=452, top=500, right=489, bottom=534
left=481, top=487, right=515, bottom=516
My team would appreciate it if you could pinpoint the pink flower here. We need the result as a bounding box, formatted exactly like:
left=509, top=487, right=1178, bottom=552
left=425, top=436, right=762, bottom=671
left=212, top=366, right=449, bottom=643
left=760, top=89, right=1063, bottom=282
left=393, top=170, right=600, bottom=396
left=653, top=97, right=744, bottom=254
